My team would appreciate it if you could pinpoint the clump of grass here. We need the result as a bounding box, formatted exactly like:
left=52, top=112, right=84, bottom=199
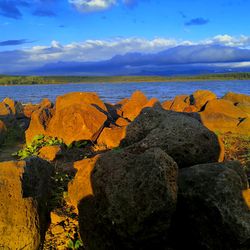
left=14, top=134, right=63, bottom=159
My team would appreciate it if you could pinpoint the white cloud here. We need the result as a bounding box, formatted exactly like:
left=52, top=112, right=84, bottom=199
left=2, top=34, right=250, bottom=73
left=69, top=0, right=116, bottom=12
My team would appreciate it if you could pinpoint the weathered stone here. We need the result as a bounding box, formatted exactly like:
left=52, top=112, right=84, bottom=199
left=120, top=91, right=148, bottom=121
left=0, top=158, right=54, bottom=250
left=223, top=92, right=250, bottom=105
left=190, top=90, right=217, bottom=110
left=116, top=117, right=129, bottom=126
left=0, top=119, right=7, bottom=144
left=3, top=97, right=23, bottom=115
left=170, top=95, right=189, bottom=112
left=0, top=102, right=11, bottom=116
left=162, top=100, right=173, bottom=110
left=39, top=145, right=61, bottom=161
left=236, top=103, right=250, bottom=116
left=121, top=107, right=223, bottom=168
left=25, top=108, right=53, bottom=144
left=183, top=105, right=198, bottom=113
left=97, top=126, right=126, bottom=149
left=46, top=92, right=107, bottom=145
left=68, top=155, right=100, bottom=209
left=236, top=118, right=250, bottom=136
left=173, top=161, right=250, bottom=250
left=200, top=112, right=240, bottom=134
left=203, top=99, right=248, bottom=119
left=78, top=147, right=178, bottom=250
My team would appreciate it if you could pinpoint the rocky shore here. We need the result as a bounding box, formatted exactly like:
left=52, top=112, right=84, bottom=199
left=0, top=90, right=249, bottom=250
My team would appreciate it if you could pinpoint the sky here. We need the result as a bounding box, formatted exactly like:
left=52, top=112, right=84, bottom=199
left=1, top=0, right=250, bottom=74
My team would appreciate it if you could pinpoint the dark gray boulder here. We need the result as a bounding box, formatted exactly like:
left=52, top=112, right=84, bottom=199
left=121, top=107, right=223, bottom=168
left=172, top=161, right=250, bottom=250
left=78, top=146, right=178, bottom=250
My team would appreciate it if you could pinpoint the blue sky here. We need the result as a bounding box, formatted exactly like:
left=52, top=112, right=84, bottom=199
left=1, top=0, right=250, bottom=74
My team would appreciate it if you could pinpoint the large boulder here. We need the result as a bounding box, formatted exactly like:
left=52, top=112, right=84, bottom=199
left=119, top=91, right=148, bottom=121
left=202, top=99, right=248, bottom=119
left=0, top=158, right=54, bottom=250
left=78, top=147, right=178, bottom=250
left=172, top=161, right=250, bottom=250
left=121, top=107, right=223, bottom=168
left=38, top=145, right=61, bottom=161
left=190, top=90, right=217, bottom=111
left=237, top=118, right=250, bottom=135
left=223, top=92, right=250, bottom=104
left=236, top=103, right=250, bottom=116
left=25, top=107, right=53, bottom=144
left=46, top=92, right=108, bottom=145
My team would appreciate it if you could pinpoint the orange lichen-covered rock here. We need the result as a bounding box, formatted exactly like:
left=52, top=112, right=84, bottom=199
left=0, top=102, right=11, bottom=116
left=170, top=95, right=190, bottom=112
left=46, top=92, right=107, bottom=145
left=236, top=118, right=250, bottom=136
left=116, top=117, right=129, bottom=126
left=120, top=91, right=148, bottom=121
left=3, top=97, right=23, bottom=115
left=200, top=112, right=240, bottom=134
left=162, top=100, right=173, bottom=110
left=25, top=108, right=53, bottom=144
left=39, top=145, right=61, bottom=161
left=242, top=189, right=250, bottom=209
left=68, top=155, right=100, bottom=209
left=23, top=98, right=53, bottom=118
left=190, top=90, right=217, bottom=111
left=236, top=103, right=250, bottom=116
left=97, top=126, right=126, bottom=149
left=183, top=105, right=198, bottom=113
left=203, top=99, right=248, bottom=119
left=143, top=97, right=160, bottom=108
left=223, top=92, right=250, bottom=104
left=0, top=158, right=53, bottom=250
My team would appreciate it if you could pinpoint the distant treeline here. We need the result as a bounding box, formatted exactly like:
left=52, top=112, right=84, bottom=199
left=1, top=73, right=250, bottom=85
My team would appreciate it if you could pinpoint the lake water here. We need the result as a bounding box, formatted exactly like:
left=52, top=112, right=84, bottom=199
left=0, top=80, right=250, bottom=104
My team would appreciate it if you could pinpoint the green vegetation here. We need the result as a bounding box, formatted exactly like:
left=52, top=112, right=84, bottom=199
left=14, top=134, right=63, bottom=159
left=67, top=236, right=84, bottom=250
left=1, top=72, right=250, bottom=85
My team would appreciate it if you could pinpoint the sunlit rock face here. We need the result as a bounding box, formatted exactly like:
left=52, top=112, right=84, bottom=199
left=0, top=158, right=54, bottom=250
left=173, top=161, right=250, bottom=250
left=46, top=92, right=108, bottom=145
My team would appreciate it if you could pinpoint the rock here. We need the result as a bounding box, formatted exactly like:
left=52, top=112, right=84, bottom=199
left=39, top=145, right=61, bottom=161
left=223, top=92, right=250, bottom=104
left=162, top=100, right=173, bottom=110
left=3, top=97, right=23, bottom=116
left=116, top=117, right=129, bottom=126
left=143, top=97, right=160, bottom=108
left=51, top=225, right=65, bottom=235
left=0, top=158, right=54, bottom=250
left=173, top=161, right=250, bottom=250
left=169, top=95, right=189, bottom=112
left=78, top=147, right=178, bottom=250
left=236, top=103, right=250, bottom=116
left=200, top=112, right=240, bottom=134
left=68, top=155, right=100, bottom=209
left=237, top=118, right=250, bottom=135
left=120, top=91, right=148, bottom=121
left=25, top=107, right=53, bottom=144
left=121, top=107, right=223, bottom=168
left=0, top=102, right=11, bottom=116
left=183, top=105, right=198, bottom=113
left=97, top=126, right=126, bottom=149
left=23, top=98, right=53, bottom=118
left=0, top=119, right=7, bottom=144
left=243, top=189, right=250, bottom=208
left=46, top=92, right=108, bottom=145
left=202, top=99, right=248, bottom=119
left=190, top=90, right=217, bottom=111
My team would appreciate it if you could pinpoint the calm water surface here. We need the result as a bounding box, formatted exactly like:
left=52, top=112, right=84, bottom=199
left=0, top=80, right=249, bottom=104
